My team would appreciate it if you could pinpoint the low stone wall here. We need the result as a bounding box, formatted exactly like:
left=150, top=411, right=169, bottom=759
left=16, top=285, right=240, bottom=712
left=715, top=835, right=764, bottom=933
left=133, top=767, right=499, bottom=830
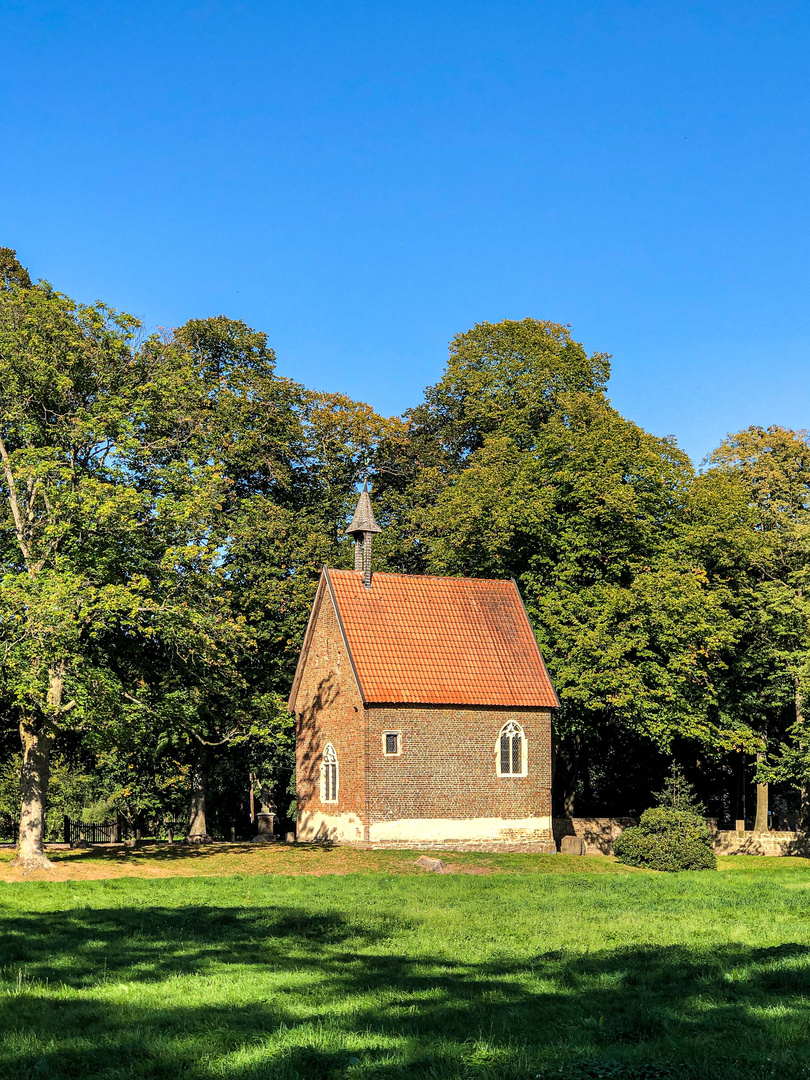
left=711, top=829, right=810, bottom=856
left=541, top=818, right=810, bottom=857
left=552, top=817, right=637, bottom=855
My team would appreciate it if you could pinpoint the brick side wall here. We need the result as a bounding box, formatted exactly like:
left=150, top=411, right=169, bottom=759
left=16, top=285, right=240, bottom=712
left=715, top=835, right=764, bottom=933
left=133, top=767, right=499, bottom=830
left=366, top=705, right=552, bottom=824
left=292, top=589, right=366, bottom=836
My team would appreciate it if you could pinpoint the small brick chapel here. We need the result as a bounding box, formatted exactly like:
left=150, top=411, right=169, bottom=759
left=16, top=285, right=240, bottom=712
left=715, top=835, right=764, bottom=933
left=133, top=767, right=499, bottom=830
left=288, top=484, right=559, bottom=847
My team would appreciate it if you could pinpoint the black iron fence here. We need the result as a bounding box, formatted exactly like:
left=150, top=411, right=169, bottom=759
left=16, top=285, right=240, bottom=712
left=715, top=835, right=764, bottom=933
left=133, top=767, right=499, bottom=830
left=0, top=816, right=120, bottom=844
left=64, top=818, right=122, bottom=844
left=0, top=815, right=267, bottom=845
left=66, top=818, right=248, bottom=843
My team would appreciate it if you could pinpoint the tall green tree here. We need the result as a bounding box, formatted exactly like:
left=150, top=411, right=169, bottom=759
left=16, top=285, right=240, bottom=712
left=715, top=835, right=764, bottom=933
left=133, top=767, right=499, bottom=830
left=0, top=279, right=247, bottom=866
left=145, top=316, right=301, bottom=839
left=379, top=319, right=750, bottom=811
left=138, top=319, right=401, bottom=835
left=704, top=425, right=810, bottom=829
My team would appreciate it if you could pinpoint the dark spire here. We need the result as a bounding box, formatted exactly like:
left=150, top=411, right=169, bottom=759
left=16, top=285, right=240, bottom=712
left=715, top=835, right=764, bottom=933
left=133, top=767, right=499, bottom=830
left=346, top=481, right=381, bottom=589
left=346, top=481, right=381, bottom=537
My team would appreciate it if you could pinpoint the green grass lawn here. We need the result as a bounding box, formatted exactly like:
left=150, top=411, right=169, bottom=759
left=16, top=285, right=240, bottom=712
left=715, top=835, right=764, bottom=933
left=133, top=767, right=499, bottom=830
left=3, top=855, right=810, bottom=1079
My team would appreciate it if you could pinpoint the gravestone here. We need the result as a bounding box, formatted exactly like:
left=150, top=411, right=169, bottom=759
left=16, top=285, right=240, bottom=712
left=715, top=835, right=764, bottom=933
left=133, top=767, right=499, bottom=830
left=415, top=855, right=446, bottom=872
left=560, top=835, right=587, bottom=856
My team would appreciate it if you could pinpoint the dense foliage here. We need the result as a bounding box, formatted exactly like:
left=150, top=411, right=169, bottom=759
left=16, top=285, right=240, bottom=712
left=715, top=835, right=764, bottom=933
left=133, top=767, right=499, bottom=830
left=614, top=808, right=717, bottom=871
left=1, top=247, right=809, bottom=853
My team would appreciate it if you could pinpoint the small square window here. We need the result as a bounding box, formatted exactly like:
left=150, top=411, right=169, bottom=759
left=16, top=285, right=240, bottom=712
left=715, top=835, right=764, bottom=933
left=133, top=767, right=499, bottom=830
left=384, top=731, right=399, bottom=756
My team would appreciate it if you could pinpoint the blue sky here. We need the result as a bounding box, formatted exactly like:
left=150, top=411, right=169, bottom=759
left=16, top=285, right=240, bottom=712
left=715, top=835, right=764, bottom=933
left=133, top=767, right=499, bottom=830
left=3, top=1, right=809, bottom=465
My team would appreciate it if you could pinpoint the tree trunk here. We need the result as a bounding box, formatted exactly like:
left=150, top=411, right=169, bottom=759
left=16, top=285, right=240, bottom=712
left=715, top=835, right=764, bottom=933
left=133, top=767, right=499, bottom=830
left=563, top=734, right=580, bottom=818
left=186, top=747, right=212, bottom=843
left=754, top=751, right=769, bottom=834
left=13, top=664, right=66, bottom=869
left=13, top=715, right=55, bottom=869
left=795, top=675, right=810, bottom=834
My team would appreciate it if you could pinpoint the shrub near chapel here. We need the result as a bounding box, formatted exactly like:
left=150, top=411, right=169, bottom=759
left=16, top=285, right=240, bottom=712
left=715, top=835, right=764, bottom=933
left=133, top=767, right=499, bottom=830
left=613, top=766, right=717, bottom=872
left=613, top=807, right=717, bottom=871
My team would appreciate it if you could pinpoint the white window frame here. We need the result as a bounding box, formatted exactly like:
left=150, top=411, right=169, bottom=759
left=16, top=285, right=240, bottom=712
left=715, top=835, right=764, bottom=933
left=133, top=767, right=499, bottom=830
left=321, top=742, right=339, bottom=803
left=496, top=720, right=527, bottom=777
left=382, top=730, right=402, bottom=757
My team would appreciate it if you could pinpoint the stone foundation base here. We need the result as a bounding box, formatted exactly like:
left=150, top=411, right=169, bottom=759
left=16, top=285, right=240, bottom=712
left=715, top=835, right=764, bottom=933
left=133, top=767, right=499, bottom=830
left=297, top=811, right=364, bottom=843
left=297, top=811, right=554, bottom=847
left=366, top=839, right=557, bottom=853
left=367, top=815, right=552, bottom=845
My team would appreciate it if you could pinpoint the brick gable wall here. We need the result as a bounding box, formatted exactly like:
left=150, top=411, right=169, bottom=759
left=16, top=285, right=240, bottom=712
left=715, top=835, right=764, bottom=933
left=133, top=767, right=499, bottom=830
left=292, top=587, right=366, bottom=841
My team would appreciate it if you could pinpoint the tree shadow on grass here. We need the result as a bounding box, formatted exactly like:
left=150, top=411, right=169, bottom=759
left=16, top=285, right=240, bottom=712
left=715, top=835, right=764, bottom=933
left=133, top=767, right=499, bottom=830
left=1, top=904, right=810, bottom=1079
left=41, top=841, right=340, bottom=866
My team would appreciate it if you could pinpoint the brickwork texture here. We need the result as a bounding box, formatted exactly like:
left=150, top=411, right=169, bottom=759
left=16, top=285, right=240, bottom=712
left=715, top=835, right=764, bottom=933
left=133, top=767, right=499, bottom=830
left=294, top=588, right=366, bottom=838
left=367, top=705, right=551, bottom=824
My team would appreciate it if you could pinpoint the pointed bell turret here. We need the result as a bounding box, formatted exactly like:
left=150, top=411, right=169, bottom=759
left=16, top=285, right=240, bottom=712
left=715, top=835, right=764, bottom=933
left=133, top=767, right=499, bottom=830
left=346, top=481, right=381, bottom=537
left=346, top=481, right=381, bottom=589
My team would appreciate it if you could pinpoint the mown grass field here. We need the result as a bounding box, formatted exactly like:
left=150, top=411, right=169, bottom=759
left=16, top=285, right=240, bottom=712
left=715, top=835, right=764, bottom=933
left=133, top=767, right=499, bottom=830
left=2, top=847, right=810, bottom=1079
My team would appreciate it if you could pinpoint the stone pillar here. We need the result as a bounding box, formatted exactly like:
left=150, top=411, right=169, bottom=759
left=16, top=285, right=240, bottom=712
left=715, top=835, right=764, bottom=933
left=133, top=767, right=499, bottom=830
left=252, top=810, right=277, bottom=843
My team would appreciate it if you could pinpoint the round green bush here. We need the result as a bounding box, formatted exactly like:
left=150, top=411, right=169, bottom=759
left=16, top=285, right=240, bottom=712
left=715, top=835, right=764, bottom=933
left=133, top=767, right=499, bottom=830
left=613, top=807, right=717, bottom=871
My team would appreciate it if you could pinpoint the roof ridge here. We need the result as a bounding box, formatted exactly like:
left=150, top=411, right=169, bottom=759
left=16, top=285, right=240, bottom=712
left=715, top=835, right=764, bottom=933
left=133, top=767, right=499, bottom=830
left=328, top=568, right=515, bottom=585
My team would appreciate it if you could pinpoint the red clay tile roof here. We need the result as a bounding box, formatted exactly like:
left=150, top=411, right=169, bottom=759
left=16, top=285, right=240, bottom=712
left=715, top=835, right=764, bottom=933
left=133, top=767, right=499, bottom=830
left=326, top=569, right=558, bottom=707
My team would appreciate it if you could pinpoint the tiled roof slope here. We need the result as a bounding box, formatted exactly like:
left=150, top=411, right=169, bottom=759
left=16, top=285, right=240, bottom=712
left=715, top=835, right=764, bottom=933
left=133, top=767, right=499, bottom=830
left=327, top=569, right=558, bottom=707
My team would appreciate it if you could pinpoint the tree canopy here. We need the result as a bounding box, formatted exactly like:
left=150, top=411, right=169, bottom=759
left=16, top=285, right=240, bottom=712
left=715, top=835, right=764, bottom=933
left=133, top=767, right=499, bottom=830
left=1, top=261, right=806, bottom=850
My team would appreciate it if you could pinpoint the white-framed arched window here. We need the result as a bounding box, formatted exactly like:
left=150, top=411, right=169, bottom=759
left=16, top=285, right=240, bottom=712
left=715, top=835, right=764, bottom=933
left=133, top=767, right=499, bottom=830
left=321, top=743, right=338, bottom=803
left=497, top=721, right=527, bottom=777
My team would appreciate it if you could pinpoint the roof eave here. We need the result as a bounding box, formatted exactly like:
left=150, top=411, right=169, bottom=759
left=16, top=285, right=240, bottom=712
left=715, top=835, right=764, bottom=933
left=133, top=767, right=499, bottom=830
left=287, top=570, right=329, bottom=712
left=510, top=577, right=561, bottom=709
left=324, top=566, right=367, bottom=706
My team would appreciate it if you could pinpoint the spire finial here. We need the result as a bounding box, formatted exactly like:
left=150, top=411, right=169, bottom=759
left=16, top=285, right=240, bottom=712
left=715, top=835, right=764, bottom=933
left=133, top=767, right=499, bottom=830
left=346, top=481, right=381, bottom=588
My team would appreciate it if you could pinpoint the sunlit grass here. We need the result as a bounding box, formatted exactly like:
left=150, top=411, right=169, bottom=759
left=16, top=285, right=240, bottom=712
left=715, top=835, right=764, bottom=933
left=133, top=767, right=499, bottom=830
left=2, top=855, right=810, bottom=1078
left=0, top=842, right=646, bottom=881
